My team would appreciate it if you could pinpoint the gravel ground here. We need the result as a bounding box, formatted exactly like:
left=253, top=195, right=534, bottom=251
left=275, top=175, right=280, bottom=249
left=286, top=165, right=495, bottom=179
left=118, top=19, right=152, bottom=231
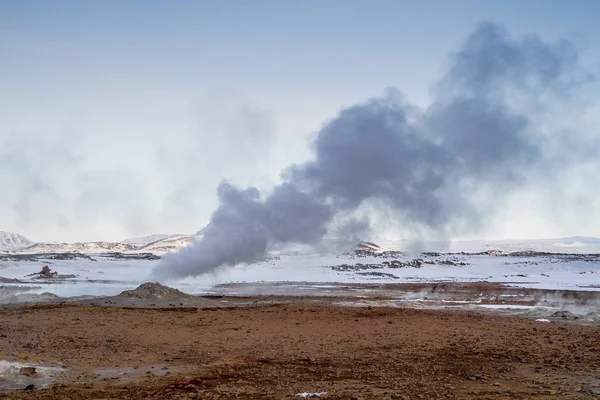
left=1, top=293, right=600, bottom=399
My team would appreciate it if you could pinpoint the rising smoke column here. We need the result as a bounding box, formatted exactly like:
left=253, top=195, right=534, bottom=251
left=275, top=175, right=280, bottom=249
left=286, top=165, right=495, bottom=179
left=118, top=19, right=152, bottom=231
left=151, top=22, right=591, bottom=281
left=151, top=182, right=332, bottom=281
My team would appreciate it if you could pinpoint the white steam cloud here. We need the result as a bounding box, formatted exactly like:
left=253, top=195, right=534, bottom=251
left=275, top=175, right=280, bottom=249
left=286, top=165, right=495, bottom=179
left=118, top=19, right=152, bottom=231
left=151, top=23, right=596, bottom=281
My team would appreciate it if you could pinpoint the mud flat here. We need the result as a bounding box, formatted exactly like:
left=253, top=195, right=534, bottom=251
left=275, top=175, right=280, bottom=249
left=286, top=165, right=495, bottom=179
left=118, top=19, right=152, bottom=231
left=1, top=283, right=600, bottom=399
left=208, top=281, right=600, bottom=323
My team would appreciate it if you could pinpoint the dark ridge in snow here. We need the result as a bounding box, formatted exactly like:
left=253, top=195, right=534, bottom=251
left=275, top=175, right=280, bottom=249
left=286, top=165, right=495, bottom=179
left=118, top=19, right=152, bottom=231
left=121, top=234, right=182, bottom=246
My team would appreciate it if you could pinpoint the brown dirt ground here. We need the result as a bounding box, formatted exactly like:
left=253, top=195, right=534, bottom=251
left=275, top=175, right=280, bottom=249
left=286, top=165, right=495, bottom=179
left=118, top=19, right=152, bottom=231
left=1, top=302, right=600, bottom=399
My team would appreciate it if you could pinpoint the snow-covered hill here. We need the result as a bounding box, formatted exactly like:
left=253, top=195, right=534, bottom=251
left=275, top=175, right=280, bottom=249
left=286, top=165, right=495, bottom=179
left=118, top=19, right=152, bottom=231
left=446, top=237, right=600, bottom=254
left=1, top=233, right=197, bottom=255
left=23, top=241, right=138, bottom=254
left=2, top=228, right=600, bottom=257
left=0, top=231, right=35, bottom=250
left=138, top=235, right=199, bottom=253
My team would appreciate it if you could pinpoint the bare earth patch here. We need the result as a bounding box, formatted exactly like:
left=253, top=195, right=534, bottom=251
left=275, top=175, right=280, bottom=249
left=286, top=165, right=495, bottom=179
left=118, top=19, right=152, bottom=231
left=1, top=297, right=600, bottom=399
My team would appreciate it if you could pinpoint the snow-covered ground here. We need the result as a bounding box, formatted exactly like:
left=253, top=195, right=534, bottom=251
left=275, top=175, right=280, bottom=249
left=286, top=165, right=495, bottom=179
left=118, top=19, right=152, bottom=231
left=179, top=252, right=600, bottom=292
left=381, top=236, right=600, bottom=254
left=1, top=238, right=599, bottom=303
left=0, top=257, right=156, bottom=298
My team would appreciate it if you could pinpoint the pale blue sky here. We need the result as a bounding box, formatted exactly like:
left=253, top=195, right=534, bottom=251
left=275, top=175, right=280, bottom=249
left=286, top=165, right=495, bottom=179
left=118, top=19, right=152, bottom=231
left=1, top=1, right=599, bottom=241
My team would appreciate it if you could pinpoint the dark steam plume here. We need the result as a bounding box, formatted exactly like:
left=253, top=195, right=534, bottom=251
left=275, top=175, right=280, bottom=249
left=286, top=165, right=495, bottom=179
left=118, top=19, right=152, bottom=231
left=151, top=23, right=592, bottom=280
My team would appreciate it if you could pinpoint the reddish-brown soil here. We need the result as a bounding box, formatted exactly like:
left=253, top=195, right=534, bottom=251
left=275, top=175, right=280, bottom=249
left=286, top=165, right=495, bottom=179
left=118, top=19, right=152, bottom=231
left=1, top=302, right=600, bottom=399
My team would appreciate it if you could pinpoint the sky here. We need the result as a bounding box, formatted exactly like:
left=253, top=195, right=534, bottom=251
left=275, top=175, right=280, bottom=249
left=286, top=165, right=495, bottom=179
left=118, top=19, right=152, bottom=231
left=1, top=0, right=599, bottom=243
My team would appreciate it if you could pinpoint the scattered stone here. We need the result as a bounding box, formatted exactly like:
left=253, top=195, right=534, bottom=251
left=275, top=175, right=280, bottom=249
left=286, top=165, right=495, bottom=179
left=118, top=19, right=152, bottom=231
left=19, top=366, right=37, bottom=377
left=481, top=250, right=508, bottom=255
left=356, top=272, right=399, bottom=279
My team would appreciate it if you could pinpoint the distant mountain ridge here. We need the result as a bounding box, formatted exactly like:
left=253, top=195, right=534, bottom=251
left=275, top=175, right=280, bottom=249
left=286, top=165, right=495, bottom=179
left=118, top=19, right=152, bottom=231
left=555, top=236, right=600, bottom=244
left=1, top=229, right=599, bottom=255
left=25, top=241, right=138, bottom=253
left=0, top=231, right=201, bottom=254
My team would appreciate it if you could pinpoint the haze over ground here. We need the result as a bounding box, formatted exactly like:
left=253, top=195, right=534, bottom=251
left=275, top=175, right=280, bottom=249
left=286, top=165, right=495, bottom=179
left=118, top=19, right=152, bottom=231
left=1, top=1, right=599, bottom=243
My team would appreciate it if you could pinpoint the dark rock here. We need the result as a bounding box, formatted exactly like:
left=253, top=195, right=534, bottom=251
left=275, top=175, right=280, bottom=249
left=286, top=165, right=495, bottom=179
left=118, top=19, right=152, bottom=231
left=25, top=265, right=77, bottom=280
left=40, top=265, right=57, bottom=277
left=551, top=310, right=580, bottom=320
left=356, top=272, right=399, bottom=279
left=19, top=367, right=37, bottom=377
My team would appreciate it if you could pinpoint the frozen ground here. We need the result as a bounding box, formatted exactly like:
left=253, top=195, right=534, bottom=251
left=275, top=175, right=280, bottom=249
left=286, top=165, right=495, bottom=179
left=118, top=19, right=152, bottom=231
left=193, top=252, right=600, bottom=291
left=0, top=238, right=599, bottom=304
left=0, top=256, right=155, bottom=299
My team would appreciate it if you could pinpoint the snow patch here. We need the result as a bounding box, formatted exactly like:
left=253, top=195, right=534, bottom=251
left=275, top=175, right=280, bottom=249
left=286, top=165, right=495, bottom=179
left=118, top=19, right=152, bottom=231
left=296, top=392, right=327, bottom=398
left=0, top=360, right=66, bottom=390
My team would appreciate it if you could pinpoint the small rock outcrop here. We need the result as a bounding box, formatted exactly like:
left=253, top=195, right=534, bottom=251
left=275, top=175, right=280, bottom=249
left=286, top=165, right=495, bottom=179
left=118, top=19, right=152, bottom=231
left=25, top=266, right=57, bottom=278
left=39, top=266, right=57, bottom=278
left=19, top=367, right=37, bottom=377
left=551, top=310, right=580, bottom=320
left=119, top=282, right=191, bottom=301
left=25, top=266, right=77, bottom=280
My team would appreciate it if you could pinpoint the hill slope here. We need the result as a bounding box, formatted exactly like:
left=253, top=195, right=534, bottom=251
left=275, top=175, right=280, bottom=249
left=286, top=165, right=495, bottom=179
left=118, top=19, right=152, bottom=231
left=0, top=231, right=35, bottom=250
left=121, top=234, right=182, bottom=246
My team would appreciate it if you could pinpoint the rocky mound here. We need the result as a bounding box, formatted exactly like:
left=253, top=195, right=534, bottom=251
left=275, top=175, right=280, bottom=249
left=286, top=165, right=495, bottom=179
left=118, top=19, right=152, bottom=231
left=551, top=310, right=580, bottom=320
left=119, top=282, right=192, bottom=301
left=24, top=266, right=77, bottom=280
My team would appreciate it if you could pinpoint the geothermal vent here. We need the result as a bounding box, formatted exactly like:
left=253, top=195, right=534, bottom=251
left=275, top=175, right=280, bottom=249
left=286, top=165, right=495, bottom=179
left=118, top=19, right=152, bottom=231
left=120, top=282, right=192, bottom=301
